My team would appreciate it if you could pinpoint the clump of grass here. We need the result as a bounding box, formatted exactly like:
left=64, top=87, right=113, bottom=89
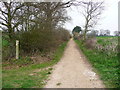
left=2, top=56, right=34, bottom=69
left=75, top=39, right=120, bottom=88
left=56, top=83, right=61, bottom=86
left=48, top=68, right=53, bottom=70
left=2, top=41, right=67, bottom=88
left=11, top=57, right=33, bottom=65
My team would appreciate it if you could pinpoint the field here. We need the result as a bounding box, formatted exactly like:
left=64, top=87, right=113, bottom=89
left=2, top=42, right=67, bottom=88
left=96, top=36, right=118, bottom=55
left=75, top=36, right=120, bottom=88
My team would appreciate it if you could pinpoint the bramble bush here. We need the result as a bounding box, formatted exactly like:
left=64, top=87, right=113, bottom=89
left=19, top=27, right=70, bottom=56
left=2, top=25, right=70, bottom=61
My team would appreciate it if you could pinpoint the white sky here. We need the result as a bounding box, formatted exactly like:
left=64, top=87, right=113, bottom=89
left=64, top=0, right=119, bottom=35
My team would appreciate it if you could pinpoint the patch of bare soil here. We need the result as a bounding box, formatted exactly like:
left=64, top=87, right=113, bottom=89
left=45, top=39, right=105, bottom=88
left=31, top=55, right=51, bottom=63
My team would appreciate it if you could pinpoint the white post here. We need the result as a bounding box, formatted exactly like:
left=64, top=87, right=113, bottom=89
left=16, top=40, right=19, bottom=59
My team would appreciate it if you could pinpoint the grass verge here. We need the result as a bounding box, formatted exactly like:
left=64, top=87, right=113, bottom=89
left=75, top=40, right=120, bottom=88
left=2, top=41, right=68, bottom=88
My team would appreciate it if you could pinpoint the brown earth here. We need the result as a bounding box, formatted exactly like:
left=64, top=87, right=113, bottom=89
left=45, top=39, right=105, bottom=88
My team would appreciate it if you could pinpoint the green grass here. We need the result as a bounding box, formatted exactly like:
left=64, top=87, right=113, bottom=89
left=97, top=36, right=118, bottom=46
left=2, top=57, right=34, bottom=68
left=75, top=40, right=120, bottom=88
left=2, top=41, right=67, bottom=88
left=97, top=36, right=119, bottom=39
left=2, top=39, right=9, bottom=47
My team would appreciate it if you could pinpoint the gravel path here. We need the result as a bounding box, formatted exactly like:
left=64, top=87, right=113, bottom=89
left=45, top=39, right=105, bottom=88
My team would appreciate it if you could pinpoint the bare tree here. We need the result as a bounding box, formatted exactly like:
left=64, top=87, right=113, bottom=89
left=79, top=0, right=104, bottom=40
left=0, top=1, right=74, bottom=40
left=105, top=30, right=110, bottom=36
left=114, top=31, right=120, bottom=36
left=100, top=29, right=110, bottom=36
left=31, top=1, right=74, bottom=30
left=90, top=30, right=99, bottom=36
left=0, top=2, right=24, bottom=41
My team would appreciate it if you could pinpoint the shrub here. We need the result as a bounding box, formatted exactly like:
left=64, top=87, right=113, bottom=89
left=53, top=27, right=70, bottom=42
left=19, top=29, right=55, bottom=53
left=2, top=34, right=16, bottom=61
left=2, top=27, right=70, bottom=61
left=19, top=27, right=70, bottom=54
left=85, top=37, right=97, bottom=49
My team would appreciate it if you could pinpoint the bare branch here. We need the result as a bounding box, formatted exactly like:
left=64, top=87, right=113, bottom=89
left=78, top=0, right=104, bottom=40
left=0, top=8, right=8, bottom=15
left=0, top=22, right=8, bottom=27
left=11, top=3, right=25, bottom=18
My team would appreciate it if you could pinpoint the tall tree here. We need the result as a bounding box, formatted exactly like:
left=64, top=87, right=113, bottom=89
left=79, top=0, right=104, bottom=40
left=31, top=1, right=73, bottom=31
left=72, top=26, right=82, bottom=34
left=0, top=1, right=74, bottom=40
left=0, top=2, right=24, bottom=41
left=0, top=2, right=25, bottom=58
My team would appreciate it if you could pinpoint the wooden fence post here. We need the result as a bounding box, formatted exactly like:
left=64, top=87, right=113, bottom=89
left=16, top=40, right=19, bottom=59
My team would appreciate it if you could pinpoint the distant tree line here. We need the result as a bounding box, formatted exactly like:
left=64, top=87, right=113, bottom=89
left=72, top=26, right=119, bottom=38
left=114, top=31, right=120, bottom=36
left=88, top=30, right=119, bottom=36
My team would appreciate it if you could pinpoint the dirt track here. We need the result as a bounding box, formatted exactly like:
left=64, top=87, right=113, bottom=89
left=45, top=39, right=105, bottom=88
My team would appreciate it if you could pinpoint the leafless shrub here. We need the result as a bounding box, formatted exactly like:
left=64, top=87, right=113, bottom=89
left=85, top=37, right=97, bottom=49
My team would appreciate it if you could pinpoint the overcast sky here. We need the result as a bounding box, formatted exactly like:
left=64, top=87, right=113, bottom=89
left=64, top=0, right=119, bottom=35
